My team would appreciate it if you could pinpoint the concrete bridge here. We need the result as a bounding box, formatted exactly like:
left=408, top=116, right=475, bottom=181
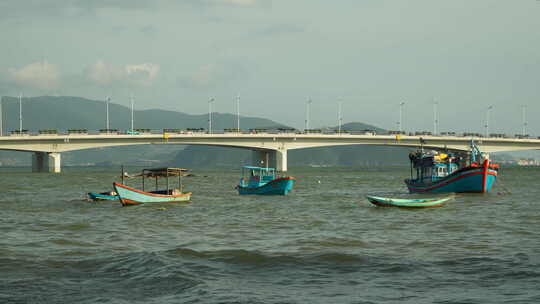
left=1, top=131, right=540, bottom=172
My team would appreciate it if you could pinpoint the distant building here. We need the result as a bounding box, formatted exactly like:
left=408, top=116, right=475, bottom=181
left=517, top=159, right=540, bottom=166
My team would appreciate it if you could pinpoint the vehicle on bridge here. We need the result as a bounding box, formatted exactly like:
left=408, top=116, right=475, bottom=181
left=236, top=166, right=295, bottom=195
left=405, top=141, right=499, bottom=193
left=113, top=168, right=191, bottom=206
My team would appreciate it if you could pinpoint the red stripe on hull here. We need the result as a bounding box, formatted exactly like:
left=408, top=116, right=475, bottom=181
left=120, top=198, right=143, bottom=206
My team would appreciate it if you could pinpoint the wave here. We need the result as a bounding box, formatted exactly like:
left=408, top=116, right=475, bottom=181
left=2, top=249, right=540, bottom=303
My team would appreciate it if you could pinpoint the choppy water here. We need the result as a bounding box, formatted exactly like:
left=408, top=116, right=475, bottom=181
left=1, top=166, right=539, bottom=304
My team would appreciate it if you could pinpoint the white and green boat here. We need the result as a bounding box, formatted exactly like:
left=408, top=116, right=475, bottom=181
left=366, top=195, right=453, bottom=208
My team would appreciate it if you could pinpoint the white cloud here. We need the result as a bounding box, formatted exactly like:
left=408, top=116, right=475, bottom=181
left=8, top=61, right=60, bottom=89
left=84, top=60, right=160, bottom=87
left=125, top=63, right=160, bottom=86
left=85, top=60, right=124, bottom=85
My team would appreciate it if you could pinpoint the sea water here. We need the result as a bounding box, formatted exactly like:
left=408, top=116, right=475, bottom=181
left=1, top=166, right=539, bottom=303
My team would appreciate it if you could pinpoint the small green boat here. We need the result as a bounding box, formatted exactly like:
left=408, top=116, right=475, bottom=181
left=366, top=195, right=453, bottom=208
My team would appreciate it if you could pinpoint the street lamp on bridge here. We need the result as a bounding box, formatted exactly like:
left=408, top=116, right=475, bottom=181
left=522, top=105, right=528, bottom=137
left=19, top=93, right=23, bottom=133
left=236, top=94, right=240, bottom=132
left=130, top=95, right=135, bottom=132
left=433, top=101, right=438, bottom=136
left=208, top=97, right=215, bottom=134
left=338, top=99, right=343, bottom=135
left=485, top=105, right=493, bottom=137
left=105, top=96, right=111, bottom=131
left=398, top=101, right=405, bottom=133
left=305, top=98, right=312, bottom=131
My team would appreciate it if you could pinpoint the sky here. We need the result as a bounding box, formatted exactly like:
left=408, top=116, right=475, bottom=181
left=0, top=0, right=539, bottom=134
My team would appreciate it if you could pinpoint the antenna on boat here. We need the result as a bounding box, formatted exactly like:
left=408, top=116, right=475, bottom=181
left=121, top=165, right=124, bottom=184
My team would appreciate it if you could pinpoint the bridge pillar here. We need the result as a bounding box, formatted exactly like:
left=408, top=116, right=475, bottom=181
left=275, top=148, right=287, bottom=172
left=32, top=152, right=61, bottom=173
left=251, top=148, right=288, bottom=172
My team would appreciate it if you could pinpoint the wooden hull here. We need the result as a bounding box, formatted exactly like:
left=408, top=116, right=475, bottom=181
left=87, top=192, right=119, bottom=201
left=237, top=177, right=295, bottom=195
left=113, top=182, right=191, bottom=206
left=405, top=160, right=498, bottom=193
left=366, top=195, right=453, bottom=208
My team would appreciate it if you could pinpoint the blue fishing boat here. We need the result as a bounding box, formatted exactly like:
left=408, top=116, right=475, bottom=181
left=405, top=141, right=499, bottom=193
left=87, top=191, right=118, bottom=201
left=236, top=166, right=295, bottom=195
left=113, top=168, right=191, bottom=206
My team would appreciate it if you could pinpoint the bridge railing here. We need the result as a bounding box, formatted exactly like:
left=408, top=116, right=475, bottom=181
left=1, top=128, right=538, bottom=139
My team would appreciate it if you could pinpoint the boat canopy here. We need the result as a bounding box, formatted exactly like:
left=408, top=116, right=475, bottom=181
left=143, top=168, right=189, bottom=177
left=123, top=168, right=190, bottom=178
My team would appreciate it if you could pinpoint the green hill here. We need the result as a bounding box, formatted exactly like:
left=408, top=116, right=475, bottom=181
left=0, top=95, right=286, bottom=132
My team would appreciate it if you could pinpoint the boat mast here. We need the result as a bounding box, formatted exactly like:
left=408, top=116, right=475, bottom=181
left=166, top=169, right=169, bottom=194
left=179, top=171, right=182, bottom=193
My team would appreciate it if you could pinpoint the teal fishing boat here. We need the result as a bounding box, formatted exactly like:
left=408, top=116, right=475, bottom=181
left=366, top=195, right=453, bottom=208
left=236, top=166, right=295, bottom=195
left=405, top=141, right=499, bottom=193
left=113, top=168, right=191, bottom=206
left=87, top=191, right=118, bottom=201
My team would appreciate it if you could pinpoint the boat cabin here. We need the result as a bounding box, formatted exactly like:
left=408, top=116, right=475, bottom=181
left=239, top=166, right=277, bottom=188
left=409, top=151, right=461, bottom=183
left=122, top=167, right=189, bottom=195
